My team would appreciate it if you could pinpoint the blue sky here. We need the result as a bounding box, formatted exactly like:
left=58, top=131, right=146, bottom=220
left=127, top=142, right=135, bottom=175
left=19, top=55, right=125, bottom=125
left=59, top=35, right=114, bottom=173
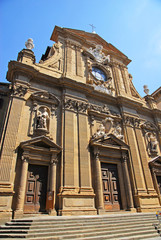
left=0, top=0, right=161, bottom=96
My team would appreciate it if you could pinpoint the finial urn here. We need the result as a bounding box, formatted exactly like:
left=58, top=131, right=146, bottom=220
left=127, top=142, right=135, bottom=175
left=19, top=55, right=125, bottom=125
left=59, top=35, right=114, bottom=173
left=25, top=38, right=34, bottom=50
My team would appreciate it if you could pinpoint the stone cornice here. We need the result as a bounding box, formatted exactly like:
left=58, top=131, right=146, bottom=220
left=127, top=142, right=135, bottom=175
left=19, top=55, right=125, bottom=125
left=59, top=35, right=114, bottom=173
left=6, top=61, right=161, bottom=117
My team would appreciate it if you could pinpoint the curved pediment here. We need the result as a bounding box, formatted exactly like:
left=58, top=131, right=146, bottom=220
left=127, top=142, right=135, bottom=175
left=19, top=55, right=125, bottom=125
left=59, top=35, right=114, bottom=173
left=31, top=91, right=60, bottom=105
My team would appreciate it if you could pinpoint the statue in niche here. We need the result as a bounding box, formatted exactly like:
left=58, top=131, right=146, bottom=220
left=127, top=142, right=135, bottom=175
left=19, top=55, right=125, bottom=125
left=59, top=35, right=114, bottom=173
left=146, top=132, right=158, bottom=154
left=36, top=107, right=49, bottom=130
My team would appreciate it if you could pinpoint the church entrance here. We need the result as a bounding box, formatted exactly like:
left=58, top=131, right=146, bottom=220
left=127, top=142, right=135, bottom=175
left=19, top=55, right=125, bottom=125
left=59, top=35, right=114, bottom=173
left=101, top=163, right=121, bottom=211
left=24, top=164, right=48, bottom=213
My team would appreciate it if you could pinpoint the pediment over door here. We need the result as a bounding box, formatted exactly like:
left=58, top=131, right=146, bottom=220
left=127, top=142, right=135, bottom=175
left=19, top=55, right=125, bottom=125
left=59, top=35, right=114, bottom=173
left=149, top=156, right=161, bottom=174
left=90, top=133, right=129, bottom=151
left=20, top=135, right=61, bottom=163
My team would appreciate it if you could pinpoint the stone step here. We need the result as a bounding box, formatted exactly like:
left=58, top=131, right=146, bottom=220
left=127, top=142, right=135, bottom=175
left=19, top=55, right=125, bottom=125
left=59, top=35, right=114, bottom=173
left=7, top=216, right=156, bottom=227
left=25, top=228, right=159, bottom=239
left=0, top=221, right=157, bottom=231
left=0, top=224, right=155, bottom=235
left=16, top=213, right=156, bottom=219
left=77, top=233, right=160, bottom=240
left=0, top=213, right=159, bottom=239
left=10, top=213, right=156, bottom=223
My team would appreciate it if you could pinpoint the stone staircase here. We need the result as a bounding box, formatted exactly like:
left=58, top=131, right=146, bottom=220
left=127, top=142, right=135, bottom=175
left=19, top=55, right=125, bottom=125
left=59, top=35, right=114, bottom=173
left=0, top=212, right=160, bottom=239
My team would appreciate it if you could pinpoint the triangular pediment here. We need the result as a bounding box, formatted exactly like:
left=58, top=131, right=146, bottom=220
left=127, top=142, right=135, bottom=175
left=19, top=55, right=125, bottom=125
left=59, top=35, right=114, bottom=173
left=149, top=156, right=161, bottom=166
left=51, top=26, right=131, bottom=66
left=20, top=135, right=61, bottom=151
left=90, top=134, right=129, bottom=149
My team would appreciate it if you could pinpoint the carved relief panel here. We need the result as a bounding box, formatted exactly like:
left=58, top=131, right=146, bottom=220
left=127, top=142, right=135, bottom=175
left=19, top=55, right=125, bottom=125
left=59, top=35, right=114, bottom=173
left=89, top=105, right=124, bottom=141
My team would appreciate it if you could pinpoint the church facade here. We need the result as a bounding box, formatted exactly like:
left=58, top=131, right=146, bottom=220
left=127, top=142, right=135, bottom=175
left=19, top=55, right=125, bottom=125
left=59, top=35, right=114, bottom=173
left=0, top=26, right=161, bottom=223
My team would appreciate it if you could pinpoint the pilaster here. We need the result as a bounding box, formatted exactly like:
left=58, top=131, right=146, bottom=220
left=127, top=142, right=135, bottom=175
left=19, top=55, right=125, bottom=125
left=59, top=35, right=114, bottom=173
left=135, top=126, right=156, bottom=193
left=124, top=115, right=160, bottom=212
left=112, top=63, right=125, bottom=96
left=58, top=96, right=96, bottom=216
left=124, top=116, right=146, bottom=193
left=78, top=104, right=92, bottom=192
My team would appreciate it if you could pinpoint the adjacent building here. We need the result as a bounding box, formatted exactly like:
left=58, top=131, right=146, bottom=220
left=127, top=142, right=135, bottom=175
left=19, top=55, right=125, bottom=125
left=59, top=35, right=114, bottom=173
left=0, top=26, right=161, bottom=223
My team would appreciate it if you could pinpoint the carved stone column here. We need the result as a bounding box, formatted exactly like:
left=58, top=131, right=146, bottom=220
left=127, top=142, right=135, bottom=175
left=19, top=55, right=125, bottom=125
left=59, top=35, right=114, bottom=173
left=14, top=156, right=29, bottom=217
left=49, top=152, right=58, bottom=215
left=94, top=150, right=104, bottom=213
left=121, top=153, right=134, bottom=210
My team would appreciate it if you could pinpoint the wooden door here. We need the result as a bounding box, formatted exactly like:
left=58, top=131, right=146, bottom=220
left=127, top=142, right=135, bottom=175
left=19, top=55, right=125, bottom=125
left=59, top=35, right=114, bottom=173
left=156, top=176, right=161, bottom=194
left=101, top=163, right=121, bottom=211
left=24, top=164, right=48, bottom=213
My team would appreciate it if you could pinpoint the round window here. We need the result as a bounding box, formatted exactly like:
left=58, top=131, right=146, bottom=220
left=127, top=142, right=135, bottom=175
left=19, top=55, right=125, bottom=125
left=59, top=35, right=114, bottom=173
left=92, top=67, right=107, bottom=81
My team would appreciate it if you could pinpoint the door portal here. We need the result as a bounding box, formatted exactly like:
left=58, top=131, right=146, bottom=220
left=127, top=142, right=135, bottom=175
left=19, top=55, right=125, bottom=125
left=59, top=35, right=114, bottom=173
left=24, top=164, right=48, bottom=213
left=101, top=163, right=121, bottom=211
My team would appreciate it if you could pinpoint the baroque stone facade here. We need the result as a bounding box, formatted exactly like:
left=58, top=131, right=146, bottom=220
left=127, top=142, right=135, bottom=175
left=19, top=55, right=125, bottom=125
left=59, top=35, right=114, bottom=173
left=0, top=26, right=161, bottom=223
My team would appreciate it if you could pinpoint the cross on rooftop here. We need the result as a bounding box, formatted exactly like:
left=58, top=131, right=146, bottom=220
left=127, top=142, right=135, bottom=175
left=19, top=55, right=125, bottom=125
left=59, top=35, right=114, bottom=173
left=89, top=24, right=96, bottom=33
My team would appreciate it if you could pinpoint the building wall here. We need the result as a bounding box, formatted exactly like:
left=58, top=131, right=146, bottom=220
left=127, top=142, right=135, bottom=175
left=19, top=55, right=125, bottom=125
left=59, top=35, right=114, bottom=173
left=0, top=26, right=161, bottom=223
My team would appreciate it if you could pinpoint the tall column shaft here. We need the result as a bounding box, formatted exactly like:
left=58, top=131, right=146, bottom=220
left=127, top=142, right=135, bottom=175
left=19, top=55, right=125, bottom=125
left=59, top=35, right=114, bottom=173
left=15, top=157, right=28, bottom=211
left=94, top=152, right=104, bottom=210
left=121, top=154, right=134, bottom=209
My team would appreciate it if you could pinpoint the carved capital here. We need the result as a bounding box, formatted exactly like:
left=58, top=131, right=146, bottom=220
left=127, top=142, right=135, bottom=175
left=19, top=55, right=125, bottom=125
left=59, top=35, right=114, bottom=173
left=64, top=98, right=78, bottom=112
left=94, top=148, right=100, bottom=159
left=21, top=155, right=29, bottom=162
left=63, top=97, right=88, bottom=113
left=12, top=84, right=28, bottom=98
left=50, top=158, right=58, bottom=165
left=77, top=101, right=88, bottom=113
left=121, top=153, right=128, bottom=163
left=124, top=116, right=140, bottom=127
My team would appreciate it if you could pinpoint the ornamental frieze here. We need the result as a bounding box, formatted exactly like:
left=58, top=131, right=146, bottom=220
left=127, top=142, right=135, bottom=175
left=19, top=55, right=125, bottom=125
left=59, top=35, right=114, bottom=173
left=64, top=98, right=120, bottom=117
